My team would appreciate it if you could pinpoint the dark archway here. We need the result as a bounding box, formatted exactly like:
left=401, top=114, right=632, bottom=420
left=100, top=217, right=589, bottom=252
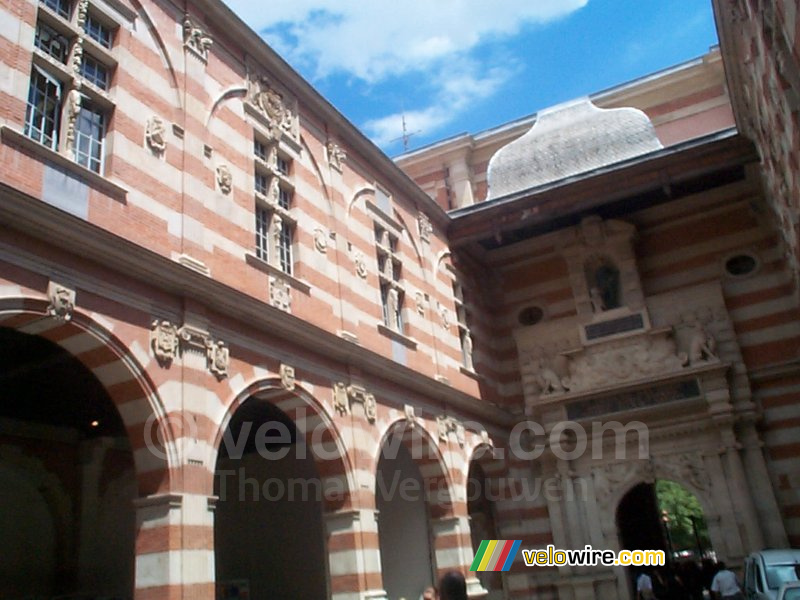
left=214, top=396, right=328, bottom=599
left=468, top=450, right=506, bottom=599
left=617, top=482, right=666, bottom=555
left=0, top=326, right=136, bottom=597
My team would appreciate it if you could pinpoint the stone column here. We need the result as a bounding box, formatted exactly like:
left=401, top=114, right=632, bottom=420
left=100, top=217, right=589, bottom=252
left=703, top=451, right=742, bottom=558
left=134, top=493, right=216, bottom=600
left=431, top=514, right=488, bottom=598
left=739, top=420, right=790, bottom=547
left=722, top=442, right=764, bottom=553
left=325, top=508, right=388, bottom=600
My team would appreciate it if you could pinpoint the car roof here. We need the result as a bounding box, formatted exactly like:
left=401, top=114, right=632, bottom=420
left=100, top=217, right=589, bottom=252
left=752, top=550, right=800, bottom=565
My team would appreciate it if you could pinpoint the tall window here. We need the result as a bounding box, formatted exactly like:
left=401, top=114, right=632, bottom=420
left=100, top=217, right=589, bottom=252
left=74, top=102, right=105, bottom=173
left=255, top=206, right=269, bottom=261
left=25, top=68, right=61, bottom=149
left=253, top=134, right=295, bottom=275
left=375, top=224, right=404, bottom=332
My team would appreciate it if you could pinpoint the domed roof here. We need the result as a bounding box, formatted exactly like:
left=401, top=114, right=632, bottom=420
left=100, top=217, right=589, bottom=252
left=486, top=99, right=663, bottom=199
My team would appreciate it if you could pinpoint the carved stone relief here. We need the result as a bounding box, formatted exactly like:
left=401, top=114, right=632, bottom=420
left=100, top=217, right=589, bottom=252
left=354, top=252, right=368, bottom=279
left=404, top=404, right=420, bottom=428
left=145, top=116, right=167, bottom=154
left=347, top=384, right=377, bottom=423
left=205, top=340, right=229, bottom=379
left=333, top=382, right=349, bottom=416
left=415, top=292, right=427, bottom=315
left=437, top=415, right=465, bottom=447
left=269, top=276, right=291, bottom=312
left=438, top=302, right=450, bottom=329
left=280, top=363, right=295, bottom=391
left=313, top=228, right=328, bottom=254
left=216, top=164, right=232, bottom=194
left=418, top=212, right=433, bottom=243
left=246, top=73, right=296, bottom=140
left=47, top=281, right=76, bottom=321
left=327, top=141, right=346, bottom=172
left=183, top=14, right=213, bottom=61
left=150, top=320, right=180, bottom=364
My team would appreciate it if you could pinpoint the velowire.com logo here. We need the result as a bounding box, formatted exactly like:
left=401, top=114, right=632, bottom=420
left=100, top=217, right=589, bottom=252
left=470, top=540, right=521, bottom=572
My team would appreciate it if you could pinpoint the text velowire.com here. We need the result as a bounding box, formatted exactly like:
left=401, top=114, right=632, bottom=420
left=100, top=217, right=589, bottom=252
left=521, top=545, right=665, bottom=567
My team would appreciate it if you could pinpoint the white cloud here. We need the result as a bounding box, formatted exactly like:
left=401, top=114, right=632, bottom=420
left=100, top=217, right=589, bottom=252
left=363, top=61, right=515, bottom=147
left=226, top=0, right=587, bottom=82
left=224, top=0, right=587, bottom=146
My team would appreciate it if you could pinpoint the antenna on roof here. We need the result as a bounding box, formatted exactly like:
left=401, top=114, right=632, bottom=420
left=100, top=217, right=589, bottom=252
left=390, top=113, right=422, bottom=152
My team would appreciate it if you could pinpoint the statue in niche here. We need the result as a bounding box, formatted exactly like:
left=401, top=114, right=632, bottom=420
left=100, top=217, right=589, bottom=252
left=586, top=257, right=621, bottom=312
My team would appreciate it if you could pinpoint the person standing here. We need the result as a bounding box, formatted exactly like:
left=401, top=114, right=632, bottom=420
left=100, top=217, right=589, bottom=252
left=710, top=562, right=745, bottom=600
left=637, top=569, right=656, bottom=600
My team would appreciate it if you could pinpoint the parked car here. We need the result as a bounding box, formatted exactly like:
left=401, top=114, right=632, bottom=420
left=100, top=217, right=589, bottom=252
left=744, top=550, right=800, bottom=600
left=777, top=581, right=800, bottom=600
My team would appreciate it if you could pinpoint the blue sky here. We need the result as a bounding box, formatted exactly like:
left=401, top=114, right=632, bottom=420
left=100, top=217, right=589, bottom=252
left=225, top=0, right=719, bottom=156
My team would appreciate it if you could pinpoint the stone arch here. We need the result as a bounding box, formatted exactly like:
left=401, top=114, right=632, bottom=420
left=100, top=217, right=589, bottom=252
left=206, top=86, right=247, bottom=128
left=299, top=134, right=335, bottom=217
left=0, top=298, right=174, bottom=496
left=375, top=417, right=454, bottom=517
left=212, top=378, right=354, bottom=512
left=347, top=186, right=376, bottom=219
left=129, top=0, right=182, bottom=113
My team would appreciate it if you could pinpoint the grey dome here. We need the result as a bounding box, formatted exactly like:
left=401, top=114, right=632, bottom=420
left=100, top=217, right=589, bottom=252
left=487, top=99, right=663, bottom=199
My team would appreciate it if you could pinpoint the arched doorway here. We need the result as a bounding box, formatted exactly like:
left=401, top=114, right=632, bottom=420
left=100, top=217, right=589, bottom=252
left=0, top=325, right=137, bottom=597
left=617, top=479, right=712, bottom=598
left=213, top=393, right=334, bottom=599
left=376, top=432, right=436, bottom=599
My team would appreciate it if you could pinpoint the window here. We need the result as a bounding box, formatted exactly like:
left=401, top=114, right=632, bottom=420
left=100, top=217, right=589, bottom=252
left=255, top=206, right=269, bottom=261
left=35, top=20, right=69, bottom=63
left=80, top=54, right=109, bottom=90
left=255, top=172, right=269, bottom=196
left=254, top=139, right=269, bottom=162
left=375, top=224, right=404, bottom=332
left=276, top=155, right=289, bottom=175
left=278, top=218, right=292, bottom=274
left=41, top=0, right=70, bottom=19
left=252, top=133, right=295, bottom=275
left=25, top=67, right=61, bottom=149
left=277, top=186, right=291, bottom=210
left=74, top=102, right=105, bottom=173
left=453, top=280, right=475, bottom=370
left=83, top=13, right=112, bottom=48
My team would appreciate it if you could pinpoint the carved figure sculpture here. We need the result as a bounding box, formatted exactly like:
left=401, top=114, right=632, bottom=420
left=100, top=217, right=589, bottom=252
left=463, top=333, right=474, bottom=371
left=590, top=286, right=605, bottom=313
left=183, top=15, right=213, bottom=59
left=386, top=287, right=399, bottom=330
left=65, top=88, right=82, bottom=153
left=533, top=356, right=566, bottom=395
left=689, top=323, right=717, bottom=363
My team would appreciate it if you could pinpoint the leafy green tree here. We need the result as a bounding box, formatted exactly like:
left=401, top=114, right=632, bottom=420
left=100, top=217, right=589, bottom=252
left=655, top=479, right=711, bottom=555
